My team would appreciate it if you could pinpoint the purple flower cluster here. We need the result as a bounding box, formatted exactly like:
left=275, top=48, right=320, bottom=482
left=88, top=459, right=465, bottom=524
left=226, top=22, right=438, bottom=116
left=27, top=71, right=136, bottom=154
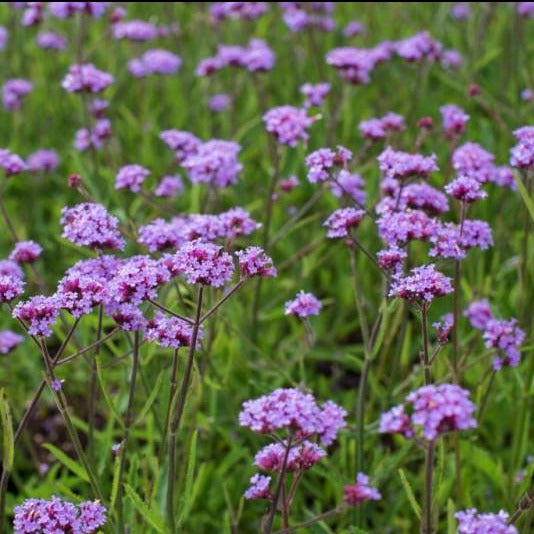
left=455, top=509, right=517, bottom=534
left=254, top=441, right=326, bottom=472
left=445, top=175, right=487, bottom=203
left=440, top=104, right=469, bottom=139
left=112, top=20, right=158, bottom=41
left=378, top=147, right=439, bottom=180
left=305, top=146, right=352, bottom=183
left=324, top=208, right=365, bottom=238
left=433, top=313, right=454, bottom=344
left=463, top=299, right=493, bottom=330
left=0, top=275, right=24, bottom=303
left=129, top=49, right=182, bottom=78
left=74, top=118, right=112, bottom=152
left=380, top=384, right=477, bottom=441
left=13, top=496, right=106, bottom=534
left=61, top=64, right=114, bottom=93
left=49, top=2, right=109, bottom=18
left=483, top=319, right=526, bottom=369
left=452, top=142, right=496, bottom=184
left=326, top=45, right=390, bottom=84
left=0, top=330, right=23, bottom=354
left=280, top=2, right=334, bottom=32
left=244, top=474, right=272, bottom=500
left=145, top=312, right=199, bottom=349
left=377, top=209, right=439, bottom=246
left=160, top=130, right=201, bottom=163
left=236, top=247, right=277, bottom=278
left=285, top=291, right=322, bottom=318
left=60, top=203, right=125, bottom=250
left=451, top=3, right=471, bottom=20
left=12, top=295, right=60, bottom=336
left=344, top=473, right=382, bottom=506
left=9, top=241, right=42, bottom=263
left=2, top=79, right=32, bottom=110
left=55, top=273, right=108, bottom=318
left=210, top=2, right=268, bottom=21
left=343, top=20, right=366, bottom=37
left=0, top=149, right=26, bottom=176
left=330, top=171, right=367, bottom=205
left=115, top=164, right=151, bottom=193
left=389, top=264, right=453, bottom=303
left=36, top=31, right=67, bottom=50
left=263, top=106, right=314, bottom=147
left=208, top=93, right=231, bottom=112
left=376, top=183, right=449, bottom=215
left=154, top=175, right=183, bottom=198
left=396, top=31, right=443, bottom=62
left=510, top=126, right=534, bottom=169
left=300, top=82, right=330, bottom=108
left=429, top=220, right=493, bottom=259
left=239, top=387, right=346, bottom=444
left=359, top=112, right=405, bottom=140
left=517, top=2, right=534, bottom=17
left=377, top=245, right=407, bottom=273
left=27, top=149, right=59, bottom=173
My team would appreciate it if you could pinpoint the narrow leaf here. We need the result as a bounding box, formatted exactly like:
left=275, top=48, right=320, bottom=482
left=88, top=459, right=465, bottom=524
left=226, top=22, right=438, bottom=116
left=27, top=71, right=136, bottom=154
left=124, top=483, right=166, bottom=533
left=177, top=430, right=198, bottom=525
left=0, top=389, right=14, bottom=472
left=398, top=468, right=421, bottom=520
left=43, top=443, right=89, bottom=483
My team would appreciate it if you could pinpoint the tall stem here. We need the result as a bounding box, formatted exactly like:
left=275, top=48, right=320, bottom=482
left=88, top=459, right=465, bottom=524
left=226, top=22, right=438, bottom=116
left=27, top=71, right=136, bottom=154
left=116, top=331, right=140, bottom=532
left=422, top=441, right=435, bottom=534
left=159, top=348, right=180, bottom=463
left=87, top=305, right=103, bottom=462
left=421, top=303, right=431, bottom=386
left=167, top=286, right=204, bottom=533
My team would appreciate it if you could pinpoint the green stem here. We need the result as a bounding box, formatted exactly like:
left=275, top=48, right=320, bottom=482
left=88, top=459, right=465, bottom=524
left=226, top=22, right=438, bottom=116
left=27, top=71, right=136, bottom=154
left=159, top=348, right=180, bottom=463
left=273, top=506, right=342, bottom=534
left=87, top=305, right=103, bottom=462
left=422, top=441, right=435, bottom=534
left=421, top=303, right=431, bottom=386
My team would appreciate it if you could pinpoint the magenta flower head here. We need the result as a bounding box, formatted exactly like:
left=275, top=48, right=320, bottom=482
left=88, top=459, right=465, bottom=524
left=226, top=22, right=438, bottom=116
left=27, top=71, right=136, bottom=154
left=300, top=82, right=330, bottom=108
left=0, top=275, right=24, bottom=303
left=0, top=260, right=24, bottom=280
left=182, top=140, right=242, bottom=187
left=48, top=2, right=110, bottom=18
left=377, top=245, right=407, bottom=273
left=389, top=264, right=453, bottom=304
left=115, top=164, right=150, bottom=193
left=285, top=291, right=322, bottom=318
left=305, top=146, right=352, bottom=184
left=380, top=384, right=477, bottom=441
left=445, top=175, right=487, bottom=203
left=239, top=387, right=346, bottom=445
left=451, top=3, right=471, bottom=19
left=343, top=20, right=365, bottom=37
left=112, top=20, right=158, bottom=41
left=330, top=170, right=367, bottom=205
left=9, top=241, right=43, bottom=263
left=173, top=240, right=234, bottom=287
left=208, top=93, right=231, bottom=112
left=235, top=247, right=276, bottom=278
left=2, top=79, right=33, bottom=110
left=483, top=318, right=525, bottom=370
left=0, top=330, right=23, bottom=354
left=129, top=49, right=182, bottom=77
left=0, top=149, right=26, bottom=177
left=456, top=509, right=517, bottom=534
left=210, top=2, right=269, bottom=21
left=452, top=142, right=495, bottom=183
left=36, top=31, right=67, bottom=50
left=12, top=295, right=60, bottom=337
left=510, top=126, right=534, bottom=170
left=324, top=208, right=365, bottom=238
left=154, top=175, right=183, bottom=198
left=517, top=2, right=534, bottom=17
left=344, top=473, right=381, bottom=506
left=55, top=273, right=108, bottom=318
left=61, top=64, right=114, bottom=93
left=326, top=46, right=381, bottom=84
left=433, top=313, right=454, bottom=344
left=263, top=106, right=314, bottom=147
left=27, top=150, right=59, bottom=173
left=254, top=441, right=326, bottom=473
left=521, top=88, right=533, bottom=102
left=160, top=130, right=201, bottom=163
left=377, top=210, right=440, bottom=246
left=13, top=496, right=106, bottom=534
left=0, top=27, right=7, bottom=51
left=440, top=104, right=469, bottom=139
left=244, top=474, right=272, bottom=500
left=378, top=146, right=439, bottom=180
left=396, top=31, right=443, bottom=62
left=61, top=203, right=125, bottom=250
left=359, top=112, right=405, bottom=141
left=463, top=299, right=493, bottom=330
left=145, top=312, right=200, bottom=349
left=109, top=303, right=147, bottom=332
left=138, top=218, right=185, bottom=252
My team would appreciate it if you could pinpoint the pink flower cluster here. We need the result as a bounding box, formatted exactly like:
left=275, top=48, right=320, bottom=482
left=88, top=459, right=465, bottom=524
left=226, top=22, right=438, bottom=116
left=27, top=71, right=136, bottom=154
left=344, top=473, right=382, bottom=506
left=305, top=146, right=352, bottom=183
left=324, top=208, right=365, bottom=238
left=378, top=147, right=439, bottom=180
left=455, top=509, right=517, bottom=534
left=263, top=106, right=314, bottom=147
left=61, top=63, right=114, bottom=93
left=389, top=264, right=453, bottom=303
left=284, top=291, right=322, bottom=318
left=129, top=49, right=182, bottom=78
left=359, top=112, right=405, bottom=140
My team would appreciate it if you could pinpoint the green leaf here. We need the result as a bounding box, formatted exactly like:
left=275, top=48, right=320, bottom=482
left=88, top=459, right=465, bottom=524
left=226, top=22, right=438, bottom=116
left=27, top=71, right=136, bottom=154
left=110, top=456, right=121, bottom=510
left=43, top=443, right=89, bottom=483
left=177, top=430, right=198, bottom=526
left=398, top=469, right=421, bottom=520
left=514, top=172, right=534, bottom=223
left=96, top=358, right=125, bottom=430
left=447, top=498, right=456, bottom=534
left=124, top=483, right=166, bottom=533
left=0, top=389, right=14, bottom=472
left=134, top=371, right=164, bottom=426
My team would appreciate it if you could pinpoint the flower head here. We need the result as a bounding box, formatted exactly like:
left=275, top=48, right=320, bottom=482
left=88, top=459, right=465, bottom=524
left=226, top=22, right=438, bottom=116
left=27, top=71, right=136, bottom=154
left=115, top=164, right=150, bottom=193
left=0, top=330, right=24, bottom=354
left=378, top=147, right=438, bottom=180
left=483, top=319, right=525, bottom=369
left=510, top=126, right=534, bottom=170
left=9, top=241, right=42, bottom=263
left=244, top=474, right=272, bottom=500
left=285, top=291, right=322, bottom=318
left=62, top=63, right=114, bottom=93
left=263, top=106, right=314, bottom=147
left=440, top=104, right=469, bottom=139
left=12, top=295, right=60, bottom=336
left=344, top=473, right=381, bottom=506
left=455, top=509, right=517, bottom=534
left=0, top=275, right=24, bottom=303
left=324, top=208, right=365, bottom=238
left=236, top=247, right=277, bottom=278
left=463, top=299, right=493, bottom=330
left=3, top=79, right=32, bottom=110
left=145, top=312, right=199, bottom=349
left=27, top=150, right=59, bottom=173
left=389, top=264, right=453, bottom=303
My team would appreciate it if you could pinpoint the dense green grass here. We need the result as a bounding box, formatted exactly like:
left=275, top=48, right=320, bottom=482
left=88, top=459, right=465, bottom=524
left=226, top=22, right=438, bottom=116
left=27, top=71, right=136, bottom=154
left=0, top=2, right=533, bottom=533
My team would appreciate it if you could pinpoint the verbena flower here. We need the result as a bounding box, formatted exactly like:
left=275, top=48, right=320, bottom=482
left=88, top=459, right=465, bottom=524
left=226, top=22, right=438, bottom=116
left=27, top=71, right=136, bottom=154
left=395, top=31, right=442, bottom=62
left=145, top=312, right=199, bottom=349
left=254, top=441, right=326, bottom=472
left=27, top=150, right=59, bottom=173
left=451, top=3, right=471, bottom=20
left=285, top=291, right=322, bottom=318
left=378, top=147, right=438, bottom=180
left=36, top=31, right=67, bottom=50
left=159, top=130, right=201, bottom=163
left=306, top=146, right=352, bottom=183
left=235, top=247, right=277, bottom=278
left=433, top=313, right=454, bottom=344
left=154, top=175, right=183, bottom=197
left=55, top=274, right=108, bottom=318
left=445, top=175, right=487, bottom=203
left=452, top=142, right=495, bottom=183
left=115, top=164, right=150, bottom=193
left=377, top=246, right=407, bottom=273
left=326, top=45, right=387, bottom=84
left=329, top=170, right=367, bottom=205
left=0, top=260, right=24, bottom=280
left=483, top=318, right=525, bottom=369
left=209, top=93, right=231, bottom=112
left=210, top=2, right=269, bottom=21
left=48, top=2, right=109, bottom=18
left=324, top=207, right=365, bottom=238
left=129, top=49, right=182, bottom=77
left=244, top=474, right=272, bottom=500
left=377, top=210, right=440, bottom=246
left=440, top=104, right=469, bottom=139
left=109, top=303, right=147, bottom=332
left=510, top=126, right=534, bottom=169
left=343, top=20, right=365, bottom=37
left=0, top=330, right=23, bottom=354
left=0, top=149, right=26, bottom=176
left=463, top=299, right=493, bottom=330
left=344, top=473, right=382, bottom=506
left=455, top=509, right=517, bottom=534
left=0, top=275, right=24, bottom=303
left=2, top=79, right=32, bottom=110
left=389, top=264, right=453, bottom=303
left=9, top=241, right=43, bottom=263
left=359, top=112, right=405, bottom=140
left=61, top=64, right=114, bottom=93
left=112, top=20, right=158, bottom=41
left=263, top=106, right=314, bottom=147
left=300, top=82, right=330, bottom=108
left=12, top=295, right=60, bottom=337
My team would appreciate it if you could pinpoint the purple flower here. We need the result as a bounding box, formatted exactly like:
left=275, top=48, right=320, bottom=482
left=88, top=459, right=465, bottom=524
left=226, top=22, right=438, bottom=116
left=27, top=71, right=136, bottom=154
left=182, top=140, right=242, bottom=187
left=329, top=170, right=367, bottom=205
left=74, top=119, right=112, bottom=152
left=112, top=20, right=158, bottom=41
left=378, top=147, right=439, bottom=180
left=236, top=247, right=276, bottom=278
left=377, top=246, right=407, bottom=273
left=27, top=150, right=59, bottom=173
left=12, top=295, right=60, bottom=337
left=517, top=2, right=534, bottom=17
left=196, top=57, right=224, bottom=77
left=0, top=149, right=26, bottom=177
left=510, top=126, right=534, bottom=170
left=9, top=241, right=43, bottom=263
left=2, top=79, right=32, bottom=110
left=456, top=509, right=517, bottom=534
left=491, top=166, right=517, bottom=190
left=160, top=130, right=201, bottom=163
left=401, top=183, right=449, bottom=214
left=483, top=318, right=525, bottom=369
left=440, top=104, right=469, bottom=139
left=173, top=240, right=234, bottom=287
left=13, top=496, right=107, bottom=534
left=200, top=39, right=275, bottom=74
left=209, top=93, right=231, bottom=112
left=305, top=146, right=352, bottom=183
left=62, top=64, right=114, bottom=93
left=452, top=142, right=495, bottom=183
left=145, top=312, right=199, bottom=349
left=300, top=82, right=330, bottom=108
left=521, top=88, right=533, bottom=102
left=389, top=264, right=453, bottom=303
left=396, top=31, right=443, bottom=62
left=0, top=275, right=24, bottom=303
left=380, top=384, right=477, bottom=441
left=451, top=3, right=471, bottom=19
left=464, top=299, right=494, bottom=330
left=0, top=260, right=24, bottom=280
left=429, top=220, right=492, bottom=259
left=285, top=291, right=322, bottom=318
left=433, top=313, right=454, bottom=344
left=441, top=49, right=463, bottom=69
left=211, top=2, right=269, bottom=21
left=49, top=2, right=109, bottom=18
left=239, top=387, right=346, bottom=445
left=324, top=208, right=365, bottom=238
left=0, top=330, right=23, bottom=354
left=344, top=473, right=381, bottom=506
left=128, top=49, right=182, bottom=77
left=343, top=20, right=365, bottom=37
left=359, top=112, right=405, bottom=140
left=326, top=46, right=383, bottom=84
left=377, top=210, right=439, bottom=246
left=51, top=379, right=62, bottom=391
left=254, top=441, right=326, bottom=472
left=61, top=203, right=125, bottom=250
left=445, top=175, right=487, bottom=203
left=244, top=474, right=272, bottom=500
left=109, top=304, right=147, bottom=332
left=36, top=31, right=67, bottom=50
left=55, top=274, right=108, bottom=318
left=22, top=3, right=43, bottom=26
left=138, top=218, right=186, bottom=252
left=0, top=27, right=7, bottom=51
left=263, top=106, right=314, bottom=147
left=154, top=175, right=183, bottom=198
left=115, top=164, right=150, bottom=193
